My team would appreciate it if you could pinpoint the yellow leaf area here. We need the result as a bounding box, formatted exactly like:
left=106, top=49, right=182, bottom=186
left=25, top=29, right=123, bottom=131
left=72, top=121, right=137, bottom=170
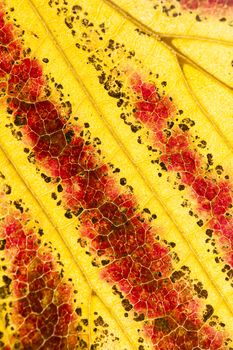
left=0, top=0, right=232, bottom=349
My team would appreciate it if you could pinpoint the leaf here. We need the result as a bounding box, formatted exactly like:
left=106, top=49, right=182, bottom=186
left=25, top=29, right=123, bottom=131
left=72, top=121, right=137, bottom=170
left=0, top=0, right=232, bottom=349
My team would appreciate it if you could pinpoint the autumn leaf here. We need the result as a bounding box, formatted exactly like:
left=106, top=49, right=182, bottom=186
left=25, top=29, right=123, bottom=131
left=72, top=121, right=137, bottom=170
left=0, top=0, right=232, bottom=349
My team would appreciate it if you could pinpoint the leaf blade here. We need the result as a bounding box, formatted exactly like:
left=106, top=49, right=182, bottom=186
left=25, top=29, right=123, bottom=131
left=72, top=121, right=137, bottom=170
left=0, top=0, right=232, bottom=348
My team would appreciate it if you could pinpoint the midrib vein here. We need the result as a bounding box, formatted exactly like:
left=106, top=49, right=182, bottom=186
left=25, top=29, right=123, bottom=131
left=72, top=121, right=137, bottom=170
left=177, top=59, right=233, bottom=154
left=103, top=0, right=233, bottom=91
left=103, top=0, right=233, bottom=46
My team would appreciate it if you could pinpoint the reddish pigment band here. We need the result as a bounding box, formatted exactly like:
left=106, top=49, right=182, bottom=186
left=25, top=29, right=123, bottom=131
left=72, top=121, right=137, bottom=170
left=180, top=0, right=233, bottom=10
left=131, top=74, right=233, bottom=268
left=0, top=7, right=230, bottom=349
left=0, top=212, right=78, bottom=349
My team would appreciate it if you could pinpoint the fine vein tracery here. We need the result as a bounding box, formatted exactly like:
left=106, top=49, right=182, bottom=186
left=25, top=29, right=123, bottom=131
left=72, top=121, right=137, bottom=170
left=0, top=1, right=232, bottom=349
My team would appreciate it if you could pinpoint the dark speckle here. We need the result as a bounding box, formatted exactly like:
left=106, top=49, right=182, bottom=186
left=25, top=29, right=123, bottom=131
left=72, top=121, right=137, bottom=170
left=206, top=229, right=213, bottom=237
left=65, top=210, right=72, bottom=219
left=65, top=130, right=74, bottom=143
left=94, top=316, right=105, bottom=326
left=207, top=153, right=213, bottom=166
left=133, top=313, right=145, bottom=321
left=14, top=201, right=23, bottom=213
left=38, top=229, right=44, bottom=236
left=81, top=319, right=89, bottom=326
left=203, top=304, right=214, bottom=322
left=51, top=192, right=57, bottom=200
left=3, top=184, right=11, bottom=195
left=179, top=123, right=189, bottom=132
left=75, top=307, right=82, bottom=316
left=0, top=239, right=6, bottom=251
left=120, top=178, right=127, bottom=186
left=57, top=184, right=63, bottom=192
left=170, top=270, right=185, bottom=283
left=122, top=299, right=133, bottom=311
left=194, top=282, right=208, bottom=299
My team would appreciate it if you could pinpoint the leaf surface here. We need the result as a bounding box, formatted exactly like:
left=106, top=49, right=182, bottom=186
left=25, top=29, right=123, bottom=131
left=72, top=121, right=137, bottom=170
left=0, top=0, right=232, bottom=349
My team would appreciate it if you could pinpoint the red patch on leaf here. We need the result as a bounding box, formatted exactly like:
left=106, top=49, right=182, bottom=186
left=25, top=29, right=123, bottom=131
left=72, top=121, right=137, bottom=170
left=1, top=215, right=78, bottom=349
left=131, top=74, right=233, bottom=268
left=180, top=0, right=233, bottom=10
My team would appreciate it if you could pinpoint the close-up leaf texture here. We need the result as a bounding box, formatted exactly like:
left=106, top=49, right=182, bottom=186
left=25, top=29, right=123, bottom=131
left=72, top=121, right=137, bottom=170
left=0, top=0, right=232, bottom=349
